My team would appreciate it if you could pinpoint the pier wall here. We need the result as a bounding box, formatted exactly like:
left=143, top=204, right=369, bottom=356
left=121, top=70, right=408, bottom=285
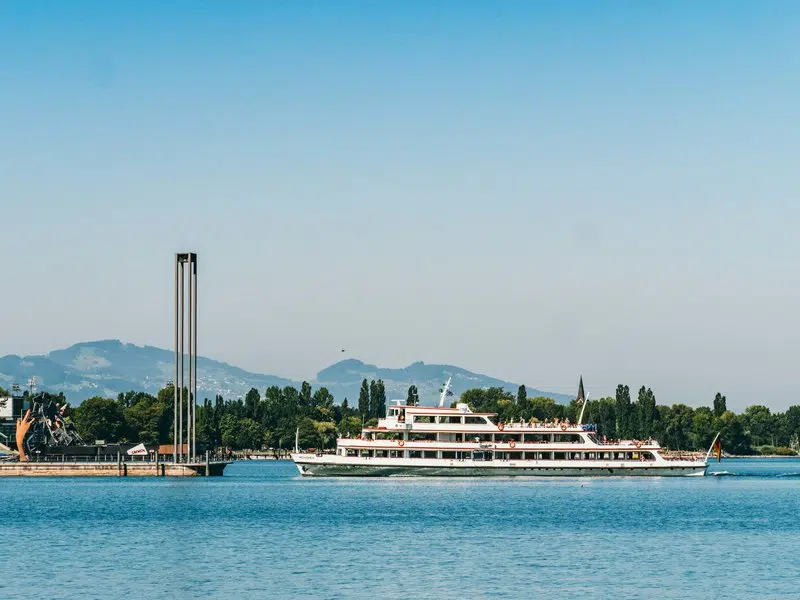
left=0, top=461, right=227, bottom=477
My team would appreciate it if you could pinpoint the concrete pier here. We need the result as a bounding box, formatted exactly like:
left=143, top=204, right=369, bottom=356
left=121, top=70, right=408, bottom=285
left=0, top=461, right=229, bottom=477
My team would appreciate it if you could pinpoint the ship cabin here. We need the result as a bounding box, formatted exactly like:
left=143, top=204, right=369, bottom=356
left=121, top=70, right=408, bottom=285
left=337, top=401, right=660, bottom=463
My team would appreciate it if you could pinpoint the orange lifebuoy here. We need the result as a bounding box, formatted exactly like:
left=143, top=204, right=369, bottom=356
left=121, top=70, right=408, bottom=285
left=635, top=441, right=642, bottom=448
left=398, top=439, right=404, bottom=447
left=509, top=441, right=516, bottom=448
left=498, top=423, right=504, bottom=431
left=560, top=423, right=568, bottom=431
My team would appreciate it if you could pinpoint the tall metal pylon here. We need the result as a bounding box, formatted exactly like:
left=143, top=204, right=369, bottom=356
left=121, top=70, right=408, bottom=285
left=174, top=253, right=198, bottom=463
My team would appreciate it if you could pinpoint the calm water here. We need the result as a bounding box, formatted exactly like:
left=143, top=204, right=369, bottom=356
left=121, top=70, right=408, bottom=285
left=1, top=458, right=799, bottom=599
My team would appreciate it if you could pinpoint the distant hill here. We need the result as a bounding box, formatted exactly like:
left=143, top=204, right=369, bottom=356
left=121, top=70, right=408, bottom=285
left=0, top=340, right=293, bottom=402
left=0, top=340, right=573, bottom=404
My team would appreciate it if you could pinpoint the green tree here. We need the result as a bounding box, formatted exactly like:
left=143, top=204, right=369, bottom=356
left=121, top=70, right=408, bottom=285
left=123, top=393, right=171, bottom=445
left=778, top=406, right=800, bottom=449
left=314, top=420, right=337, bottom=450
left=311, top=387, right=335, bottom=421
left=526, top=396, right=564, bottom=422
left=236, top=418, right=264, bottom=450
left=615, top=385, right=631, bottom=438
left=637, top=386, right=658, bottom=438
left=713, top=393, right=727, bottom=418
left=297, top=417, right=319, bottom=449
left=742, top=405, right=774, bottom=447
left=358, top=379, right=369, bottom=421
left=197, top=398, right=217, bottom=448
left=374, top=380, right=387, bottom=418
left=406, top=385, right=419, bottom=406
left=219, top=413, right=240, bottom=449
left=516, top=385, right=527, bottom=406
left=586, top=397, right=616, bottom=438
left=299, top=382, right=313, bottom=415
left=74, top=397, right=125, bottom=442
left=244, top=388, right=261, bottom=420
left=718, top=410, right=751, bottom=455
left=690, top=406, right=715, bottom=451
left=660, top=404, right=694, bottom=450
left=338, top=415, right=362, bottom=437
left=368, top=380, right=378, bottom=419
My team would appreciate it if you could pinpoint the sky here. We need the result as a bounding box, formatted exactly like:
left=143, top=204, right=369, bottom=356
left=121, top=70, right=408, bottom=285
left=1, top=1, right=799, bottom=410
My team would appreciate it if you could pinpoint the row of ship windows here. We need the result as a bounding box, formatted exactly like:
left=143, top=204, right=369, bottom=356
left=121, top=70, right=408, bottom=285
left=408, top=415, right=489, bottom=425
left=372, top=433, right=585, bottom=443
left=343, top=449, right=656, bottom=461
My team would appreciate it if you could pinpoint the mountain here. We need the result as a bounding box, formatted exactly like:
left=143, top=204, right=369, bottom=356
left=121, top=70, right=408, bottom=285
left=0, top=340, right=293, bottom=402
left=0, top=340, right=573, bottom=405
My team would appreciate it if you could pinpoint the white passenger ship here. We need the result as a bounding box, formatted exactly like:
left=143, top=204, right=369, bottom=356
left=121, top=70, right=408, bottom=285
left=292, top=379, right=713, bottom=477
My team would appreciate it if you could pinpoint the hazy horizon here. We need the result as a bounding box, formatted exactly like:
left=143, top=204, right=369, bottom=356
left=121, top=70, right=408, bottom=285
left=2, top=2, right=799, bottom=410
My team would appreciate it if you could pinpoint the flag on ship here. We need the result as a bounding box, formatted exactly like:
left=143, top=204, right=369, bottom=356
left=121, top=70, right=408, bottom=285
left=712, top=438, right=722, bottom=462
left=576, top=376, right=586, bottom=404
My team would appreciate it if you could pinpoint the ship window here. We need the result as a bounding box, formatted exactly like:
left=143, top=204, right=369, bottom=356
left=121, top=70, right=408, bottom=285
left=408, top=450, right=423, bottom=459
left=375, top=450, right=387, bottom=458
left=413, top=415, right=436, bottom=423
left=346, top=449, right=358, bottom=457
left=439, top=415, right=462, bottom=424
left=464, top=416, right=486, bottom=425
left=442, top=451, right=456, bottom=459
left=524, top=434, right=549, bottom=443
left=554, top=452, right=567, bottom=460
left=553, top=434, right=581, bottom=443
left=389, top=450, right=402, bottom=458
left=526, top=452, right=549, bottom=460
left=409, top=432, right=436, bottom=442
left=423, top=451, right=437, bottom=459
left=360, top=450, right=373, bottom=458
left=508, top=452, right=522, bottom=460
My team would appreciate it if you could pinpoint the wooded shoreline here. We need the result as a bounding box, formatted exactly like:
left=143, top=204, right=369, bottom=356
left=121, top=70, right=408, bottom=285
left=3, top=381, right=798, bottom=457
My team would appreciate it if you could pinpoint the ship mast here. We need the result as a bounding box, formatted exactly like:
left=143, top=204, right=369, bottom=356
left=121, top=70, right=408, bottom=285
left=438, top=377, right=453, bottom=407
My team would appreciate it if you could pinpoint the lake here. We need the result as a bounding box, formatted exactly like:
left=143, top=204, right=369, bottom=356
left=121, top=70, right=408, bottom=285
left=1, top=458, right=798, bottom=599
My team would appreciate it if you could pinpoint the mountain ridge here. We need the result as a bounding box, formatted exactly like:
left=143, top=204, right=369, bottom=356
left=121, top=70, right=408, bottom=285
left=0, top=340, right=573, bottom=404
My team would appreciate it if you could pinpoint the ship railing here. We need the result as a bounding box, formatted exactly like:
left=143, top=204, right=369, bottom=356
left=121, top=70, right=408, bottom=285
left=495, top=422, right=597, bottom=431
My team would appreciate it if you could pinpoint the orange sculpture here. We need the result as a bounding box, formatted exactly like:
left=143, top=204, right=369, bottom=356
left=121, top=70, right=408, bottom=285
left=15, top=409, right=34, bottom=462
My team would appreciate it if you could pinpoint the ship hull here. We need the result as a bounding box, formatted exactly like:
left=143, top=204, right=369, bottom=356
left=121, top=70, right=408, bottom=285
left=291, top=455, right=707, bottom=477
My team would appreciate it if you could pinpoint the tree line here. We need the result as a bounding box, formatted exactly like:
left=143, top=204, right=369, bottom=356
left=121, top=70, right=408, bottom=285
left=465, top=385, right=800, bottom=455
left=64, top=379, right=388, bottom=452
left=14, top=381, right=800, bottom=455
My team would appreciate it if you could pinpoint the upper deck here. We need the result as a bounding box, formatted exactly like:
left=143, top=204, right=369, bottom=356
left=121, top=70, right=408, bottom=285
left=367, top=401, right=596, bottom=435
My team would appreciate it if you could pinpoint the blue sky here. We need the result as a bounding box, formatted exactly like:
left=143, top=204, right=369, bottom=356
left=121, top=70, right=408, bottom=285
left=2, top=1, right=799, bottom=409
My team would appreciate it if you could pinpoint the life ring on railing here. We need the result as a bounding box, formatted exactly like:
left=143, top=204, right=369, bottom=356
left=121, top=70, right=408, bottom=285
left=560, top=423, right=568, bottom=431
left=635, top=441, right=642, bottom=448
left=398, top=439, right=404, bottom=447
left=509, top=441, right=516, bottom=449
left=498, top=423, right=504, bottom=431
